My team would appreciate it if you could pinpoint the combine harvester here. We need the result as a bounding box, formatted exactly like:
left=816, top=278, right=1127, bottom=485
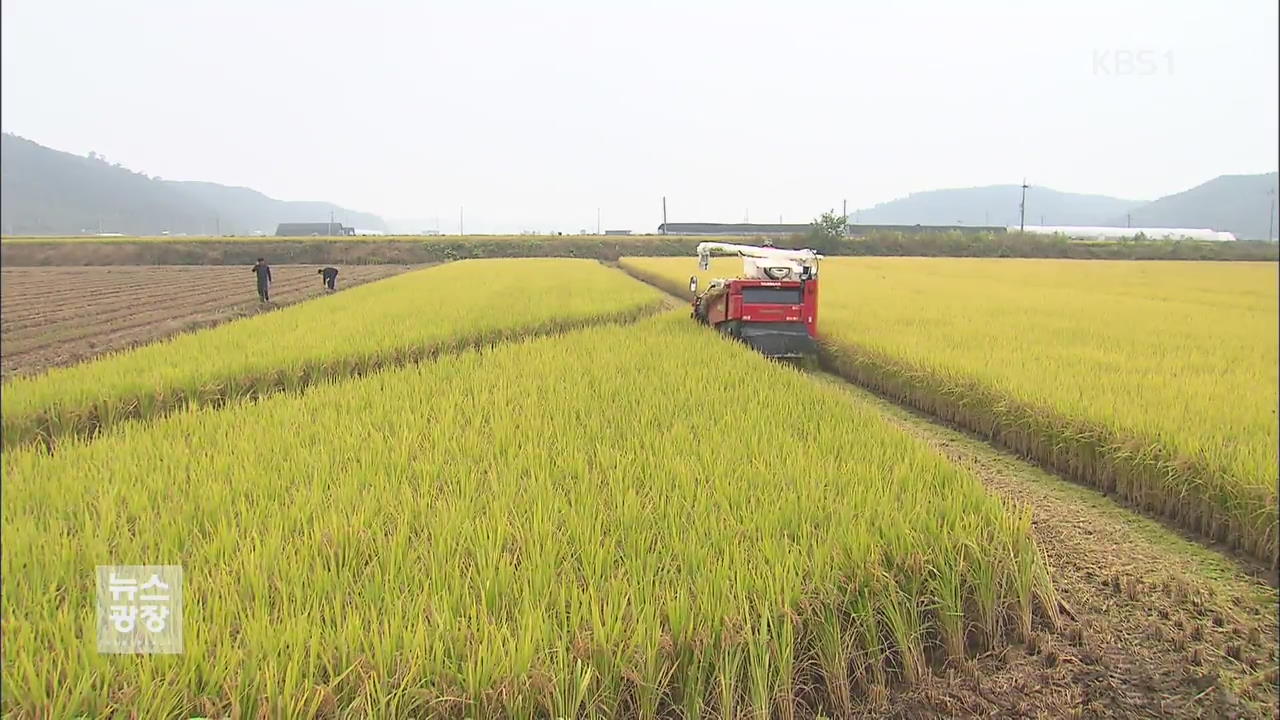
left=688, top=241, right=823, bottom=359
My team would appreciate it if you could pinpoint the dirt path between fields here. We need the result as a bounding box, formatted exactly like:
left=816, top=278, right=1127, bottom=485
left=807, top=373, right=1279, bottom=719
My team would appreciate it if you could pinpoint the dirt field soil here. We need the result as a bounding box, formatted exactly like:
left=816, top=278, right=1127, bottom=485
left=0, top=264, right=419, bottom=378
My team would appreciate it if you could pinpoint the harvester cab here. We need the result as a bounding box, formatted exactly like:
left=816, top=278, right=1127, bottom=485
left=689, top=241, right=823, bottom=359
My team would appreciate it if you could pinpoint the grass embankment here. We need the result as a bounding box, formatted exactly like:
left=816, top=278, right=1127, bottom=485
left=3, top=313, right=1055, bottom=718
left=618, top=257, right=1280, bottom=567
left=3, top=232, right=1275, bottom=266
left=1, top=259, right=666, bottom=449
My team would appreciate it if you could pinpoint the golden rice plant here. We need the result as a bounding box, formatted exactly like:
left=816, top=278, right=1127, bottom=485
left=2, top=259, right=666, bottom=450
left=2, top=313, right=1053, bottom=719
left=619, top=256, right=1279, bottom=565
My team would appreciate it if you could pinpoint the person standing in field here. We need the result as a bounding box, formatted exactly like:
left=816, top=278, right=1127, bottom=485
left=251, top=257, right=272, bottom=302
left=318, top=266, right=339, bottom=291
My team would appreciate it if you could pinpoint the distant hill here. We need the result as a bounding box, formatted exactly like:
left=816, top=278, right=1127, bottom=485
left=851, top=176, right=1280, bottom=239
left=1111, top=172, right=1278, bottom=240
left=0, top=133, right=385, bottom=235
left=851, top=185, right=1142, bottom=228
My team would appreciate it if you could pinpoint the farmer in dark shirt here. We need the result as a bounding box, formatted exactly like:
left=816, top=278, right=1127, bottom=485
left=318, top=266, right=339, bottom=291
left=251, top=258, right=272, bottom=302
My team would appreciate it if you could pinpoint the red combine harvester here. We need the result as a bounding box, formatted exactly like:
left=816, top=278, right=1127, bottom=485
left=689, top=241, right=823, bottom=359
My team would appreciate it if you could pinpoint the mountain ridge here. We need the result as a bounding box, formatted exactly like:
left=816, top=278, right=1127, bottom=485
left=3, top=133, right=1275, bottom=239
left=851, top=185, right=1143, bottom=228
left=1107, top=172, right=1278, bottom=240
left=850, top=174, right=1278, bottom=239
left=0, top=133, right=386, bottom=235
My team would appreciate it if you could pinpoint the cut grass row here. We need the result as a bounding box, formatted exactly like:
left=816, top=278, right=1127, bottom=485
left=618, top=256, right=1279, bottom=567
left=1, top=259, right=667, bottom=450
left=2, top=313, right=1056, bottom=718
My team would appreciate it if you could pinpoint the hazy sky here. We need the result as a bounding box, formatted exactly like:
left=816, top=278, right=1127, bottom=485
left=3, top=0, right=1277, bottom=233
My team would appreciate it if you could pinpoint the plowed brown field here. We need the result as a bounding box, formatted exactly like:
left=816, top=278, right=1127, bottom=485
left=0, top=264, right=418, bottom=378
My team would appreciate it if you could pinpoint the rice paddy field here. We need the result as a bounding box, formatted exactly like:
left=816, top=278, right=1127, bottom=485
left=1, top=259, right=666, bottom=450
left=619, top=257, right=1280, bottom=566
left=3, top=255, right=1277, bottom=718
left=3, top=309, right=1056, bottom=717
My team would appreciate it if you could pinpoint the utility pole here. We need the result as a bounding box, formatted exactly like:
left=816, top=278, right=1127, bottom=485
left=330, top=210, right=335, bottom=236
left=661, top=196, right=668, bottom=234
left=842, top=199, right=847, bottom=220
left=596, top=208, right=601, bottom=235
left=1019, top=178, right=1029, bottom=233
left=460, top=207, right=464, bottom=236
left=216, top=216, right=220, bottom=236
left=1268, top=188, right=1276, bottom=241
left=1126, top=213, right=1131, bottom=228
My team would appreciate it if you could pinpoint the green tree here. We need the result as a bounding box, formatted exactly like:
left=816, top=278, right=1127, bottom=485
left=812, top=210, right=847, bottom=238
left=804, top=210, right=848, bottom=251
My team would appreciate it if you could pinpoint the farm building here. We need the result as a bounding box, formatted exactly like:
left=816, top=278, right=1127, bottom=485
left=658, top=223, right=809, bottom=236
left=275, top=222, right=355, bottom=237
left=846, top=223, right=1007, bottom=235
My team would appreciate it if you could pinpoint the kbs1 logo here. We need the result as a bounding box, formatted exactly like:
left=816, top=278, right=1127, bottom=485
left=96, top=565, right=184, bottom=654
left=1093, top=49, right=1174, bottom=76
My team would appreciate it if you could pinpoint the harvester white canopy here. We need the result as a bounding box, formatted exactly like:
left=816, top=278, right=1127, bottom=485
left=695, top=241, right=823, bottom=281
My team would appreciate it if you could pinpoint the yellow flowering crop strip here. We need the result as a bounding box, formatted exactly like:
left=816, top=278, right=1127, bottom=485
left=619, top=256, right=1279, bottom=566
left=3, top=313, right=1053, bottom=718
left=2, top=259, right=666, bottom=450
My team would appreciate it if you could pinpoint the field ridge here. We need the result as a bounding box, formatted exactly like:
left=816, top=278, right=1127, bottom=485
left=817, top=340, right=1277, bottom=570
left=4, top=299, right=670, bottom=452
left=808, top=371, right=1279, bottom=717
